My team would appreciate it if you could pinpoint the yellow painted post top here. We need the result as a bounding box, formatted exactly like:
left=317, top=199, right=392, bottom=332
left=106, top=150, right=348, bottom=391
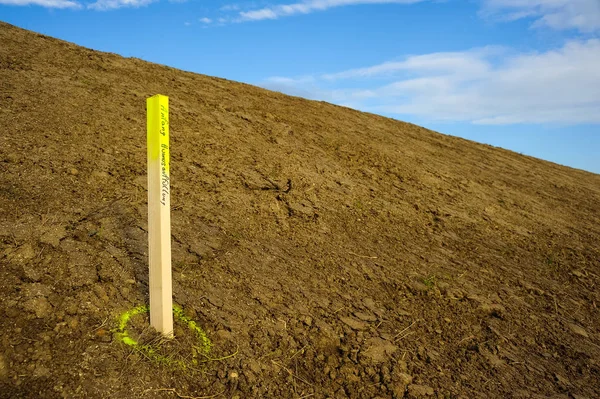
left=147, top=94, right=170, bottom=174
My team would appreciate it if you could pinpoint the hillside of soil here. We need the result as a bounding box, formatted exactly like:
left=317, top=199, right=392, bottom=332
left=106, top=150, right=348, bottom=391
left=1, top=21, right=599, bottom=399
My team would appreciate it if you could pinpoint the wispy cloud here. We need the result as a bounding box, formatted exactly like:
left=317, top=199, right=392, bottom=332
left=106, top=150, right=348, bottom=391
left=322, top=47, right=504, bottom=80
left=264, top=76, right=316, bottom=85
left=207, top=0, right=600, bottom=31
left=0, top=0, right=80, bottom=8
left=261, top=39, right=600, bottom=125
left=237, top=0, right=424, bottom=21
left=481, top=0, right=600, bottom=33
left=220, top=3, right=240, bottom=11
left=2, top=0, right=158, bottom=9
left=199, top=17, right=212, bottom=23
left=87, top=0, right=154, bottom=10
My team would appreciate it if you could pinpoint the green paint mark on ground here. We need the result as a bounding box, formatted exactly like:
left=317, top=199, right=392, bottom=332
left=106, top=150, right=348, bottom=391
left=114, top=305, right=211, bottom=369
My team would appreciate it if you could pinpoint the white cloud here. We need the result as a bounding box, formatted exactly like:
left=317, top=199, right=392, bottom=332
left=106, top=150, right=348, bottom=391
left=238, top=0, right=424, bottom=21
left=0, top=0, right=80, bottom=8
left=482, top=0, right=600, bottom=32
left=261, top=39, right=600, bottom=125
left=199, top=17, right=212, bottom=23
left=88, top=0, right=153, bottom=10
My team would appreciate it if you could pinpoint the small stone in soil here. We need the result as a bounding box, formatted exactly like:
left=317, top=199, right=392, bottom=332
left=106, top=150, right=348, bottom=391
left=228, top=371, right=239, bottom=381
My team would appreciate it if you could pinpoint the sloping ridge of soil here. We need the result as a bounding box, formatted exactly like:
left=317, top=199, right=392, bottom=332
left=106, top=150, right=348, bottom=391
left=1, top=21, right=599, bottom=399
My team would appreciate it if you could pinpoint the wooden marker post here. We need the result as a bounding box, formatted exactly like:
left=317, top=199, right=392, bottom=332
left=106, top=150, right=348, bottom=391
left=147, top=94, right=174, bottom=337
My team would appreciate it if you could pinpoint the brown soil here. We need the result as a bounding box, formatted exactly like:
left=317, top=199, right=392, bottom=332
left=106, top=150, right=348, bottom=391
left=1, top=21, right=599, bottom=399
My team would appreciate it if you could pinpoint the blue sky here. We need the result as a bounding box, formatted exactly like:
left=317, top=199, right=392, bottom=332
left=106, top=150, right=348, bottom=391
left=2, top=0, right=599, bottom=174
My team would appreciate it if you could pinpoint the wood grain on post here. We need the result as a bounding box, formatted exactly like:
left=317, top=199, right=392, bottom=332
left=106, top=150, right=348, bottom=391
left=147, top=94, right=174, bottom=337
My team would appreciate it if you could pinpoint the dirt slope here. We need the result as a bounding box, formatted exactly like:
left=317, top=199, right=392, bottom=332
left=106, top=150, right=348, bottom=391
left=1, top=21, right=599, bottom=399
